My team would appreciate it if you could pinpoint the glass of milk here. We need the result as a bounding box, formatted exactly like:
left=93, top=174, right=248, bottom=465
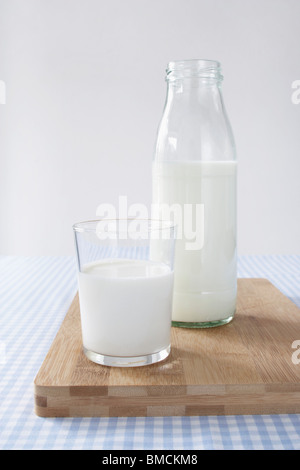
left=73, top=219, right=176, bottom=367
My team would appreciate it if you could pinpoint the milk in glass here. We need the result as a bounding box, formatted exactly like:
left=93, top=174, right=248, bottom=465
left=78, top=259, right=174, bottom=357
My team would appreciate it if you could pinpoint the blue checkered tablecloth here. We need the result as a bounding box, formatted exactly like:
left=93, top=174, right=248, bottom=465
left=0, top=254, right=300, bottom=450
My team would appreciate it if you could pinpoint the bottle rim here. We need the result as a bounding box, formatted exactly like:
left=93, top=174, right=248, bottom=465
left=166, top=59, right=223, bottom=82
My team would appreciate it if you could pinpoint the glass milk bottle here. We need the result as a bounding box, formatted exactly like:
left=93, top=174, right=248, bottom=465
left=152, top=59, right=237, bottom=328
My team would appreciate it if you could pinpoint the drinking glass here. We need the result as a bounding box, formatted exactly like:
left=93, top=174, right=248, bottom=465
left=73, top=219, right=176, bottom=367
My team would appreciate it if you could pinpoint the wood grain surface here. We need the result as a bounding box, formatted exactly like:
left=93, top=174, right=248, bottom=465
left=34, top=279, right=300, bottom=417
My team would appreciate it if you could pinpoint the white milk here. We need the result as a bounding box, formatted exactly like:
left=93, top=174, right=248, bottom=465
left=152, top=160, right=237, bottom=323
left=78, top=259, right=174, bottom=357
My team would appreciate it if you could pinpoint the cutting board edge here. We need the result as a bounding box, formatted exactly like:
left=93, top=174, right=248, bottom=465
left=34, top=387, right=300, bottom=418
left=34, top=381, right=300, bottom=398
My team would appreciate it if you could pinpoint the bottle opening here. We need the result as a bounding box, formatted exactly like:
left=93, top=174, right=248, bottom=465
left=166, top=59, right=223, bottom=82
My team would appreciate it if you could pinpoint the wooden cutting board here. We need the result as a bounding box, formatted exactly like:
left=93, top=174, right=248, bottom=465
left=34, top=279, right=300, bottom=417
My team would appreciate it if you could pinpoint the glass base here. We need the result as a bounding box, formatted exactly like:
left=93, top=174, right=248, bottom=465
left=172, top=314, right=234, bottom=329
left=83, top=344, right=171, bottom=367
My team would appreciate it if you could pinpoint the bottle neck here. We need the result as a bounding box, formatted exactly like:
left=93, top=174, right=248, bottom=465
left=165, top=59, right=223, bottom=106
left=166, top=79, right=221, bottom=98
left=165, top=79, right=224, bottom=118
left=156, top=59, right=235, bottom=162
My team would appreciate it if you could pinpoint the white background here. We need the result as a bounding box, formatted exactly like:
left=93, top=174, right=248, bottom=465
left=0, top=0, right=299, bottom=256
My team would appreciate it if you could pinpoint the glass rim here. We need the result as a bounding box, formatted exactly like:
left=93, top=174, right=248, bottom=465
left=167, top=58, right=221, bottom=70
left=72, top=218, right=176, bottom=234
